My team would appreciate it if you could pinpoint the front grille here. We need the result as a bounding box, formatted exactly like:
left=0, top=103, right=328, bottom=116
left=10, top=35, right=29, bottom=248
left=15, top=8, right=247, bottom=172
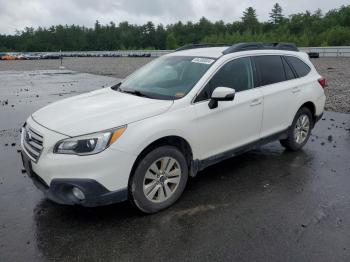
left=22, top=124, right=44, bottom=162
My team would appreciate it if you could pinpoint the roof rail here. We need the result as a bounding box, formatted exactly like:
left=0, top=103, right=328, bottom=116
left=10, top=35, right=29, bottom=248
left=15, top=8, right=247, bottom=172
left=222, top=42, right=298, bottom=54
left=175, top=43, right=231, bottom=52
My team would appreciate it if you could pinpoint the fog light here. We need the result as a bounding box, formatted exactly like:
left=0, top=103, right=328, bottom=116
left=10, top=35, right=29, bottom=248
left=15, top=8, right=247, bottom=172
left=72, top=187, right=85, bottom=201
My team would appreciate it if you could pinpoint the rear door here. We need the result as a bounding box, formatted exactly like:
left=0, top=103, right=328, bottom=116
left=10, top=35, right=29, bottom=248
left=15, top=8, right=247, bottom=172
left=253, top=55, right=298, bottom=138
left=284, top=55, right=313, bottom=114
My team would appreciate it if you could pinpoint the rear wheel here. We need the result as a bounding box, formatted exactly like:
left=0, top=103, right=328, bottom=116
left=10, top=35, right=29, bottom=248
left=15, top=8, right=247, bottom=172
left=280, top=107, right=313, bottom=151
left=129, top=146, right=188, bottom=213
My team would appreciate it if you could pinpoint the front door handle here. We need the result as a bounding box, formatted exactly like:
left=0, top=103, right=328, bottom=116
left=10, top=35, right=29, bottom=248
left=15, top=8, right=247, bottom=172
left=250, top=99, right=262, bottom=107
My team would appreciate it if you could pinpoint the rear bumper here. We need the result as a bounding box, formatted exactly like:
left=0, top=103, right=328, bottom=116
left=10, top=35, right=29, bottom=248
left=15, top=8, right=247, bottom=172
left=21, top=152, right=128, bottom=207
left=314, top=112, right=324, bottom=126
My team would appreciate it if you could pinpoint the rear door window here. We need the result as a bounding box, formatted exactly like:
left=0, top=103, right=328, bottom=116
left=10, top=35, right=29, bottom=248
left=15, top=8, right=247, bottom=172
left=253, top=56, right=285, bottom=86
left=284, top=56, right=311, bottom=77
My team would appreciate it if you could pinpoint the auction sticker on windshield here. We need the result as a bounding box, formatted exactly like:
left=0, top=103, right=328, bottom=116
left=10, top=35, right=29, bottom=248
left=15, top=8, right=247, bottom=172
left=191, top=57, right=215, bottom=65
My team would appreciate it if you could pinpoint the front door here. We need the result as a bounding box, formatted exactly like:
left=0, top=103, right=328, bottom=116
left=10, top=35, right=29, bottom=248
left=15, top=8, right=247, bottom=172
left=193, top=57, right=263, bottom=160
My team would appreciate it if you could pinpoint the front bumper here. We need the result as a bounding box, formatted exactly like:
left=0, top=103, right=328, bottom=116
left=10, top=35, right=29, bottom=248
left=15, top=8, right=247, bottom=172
left=21, top=151, right=128, bottom=207
left=20, top=116, right=137, bottom=206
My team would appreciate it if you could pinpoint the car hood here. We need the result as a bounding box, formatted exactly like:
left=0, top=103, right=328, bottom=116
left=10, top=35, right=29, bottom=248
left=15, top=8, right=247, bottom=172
left=32, top=88, right=173, bottom=136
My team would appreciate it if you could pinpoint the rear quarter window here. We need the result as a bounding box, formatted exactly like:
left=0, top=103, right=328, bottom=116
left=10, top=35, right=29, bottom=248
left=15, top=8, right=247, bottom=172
left=282, top=57, right=296, bottom=80
left=285, top=56, right=311, bottom=77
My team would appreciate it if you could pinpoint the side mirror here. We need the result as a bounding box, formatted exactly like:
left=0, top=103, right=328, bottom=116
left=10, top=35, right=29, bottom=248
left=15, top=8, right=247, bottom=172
left=208, top=87, right=235, bottom=109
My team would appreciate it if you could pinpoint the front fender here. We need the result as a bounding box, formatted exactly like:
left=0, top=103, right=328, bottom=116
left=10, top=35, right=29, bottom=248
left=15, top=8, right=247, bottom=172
left=110, top=106, right=199, bottom=159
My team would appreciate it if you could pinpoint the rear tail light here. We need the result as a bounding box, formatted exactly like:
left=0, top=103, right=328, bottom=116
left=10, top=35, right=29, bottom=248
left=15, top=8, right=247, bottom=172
left=318, top=77, right=326, bottom=88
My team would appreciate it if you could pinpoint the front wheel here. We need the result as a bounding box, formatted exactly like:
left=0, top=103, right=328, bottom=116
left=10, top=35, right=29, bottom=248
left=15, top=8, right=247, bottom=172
left=129, top=146, right=188, bottom=213
left=280, top=107, right=313, bottom=151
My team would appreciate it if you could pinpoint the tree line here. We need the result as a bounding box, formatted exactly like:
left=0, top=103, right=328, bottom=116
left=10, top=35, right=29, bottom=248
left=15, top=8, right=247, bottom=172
left=0, top=4, right=350, bottom=52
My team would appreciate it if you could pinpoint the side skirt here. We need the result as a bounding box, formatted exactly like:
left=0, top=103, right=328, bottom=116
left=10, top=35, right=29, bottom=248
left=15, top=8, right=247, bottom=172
left=191, top=129, right=288, bottom=176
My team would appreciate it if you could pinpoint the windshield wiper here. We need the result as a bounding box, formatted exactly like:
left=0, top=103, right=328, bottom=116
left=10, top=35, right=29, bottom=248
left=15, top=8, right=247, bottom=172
left=120, top=89, right=151, bottom=98
left=111, top=82, right=121, bottom=91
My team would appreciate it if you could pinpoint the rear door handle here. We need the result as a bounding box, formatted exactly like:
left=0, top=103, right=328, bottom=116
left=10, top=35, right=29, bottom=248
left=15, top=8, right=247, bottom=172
left=250, top=99, right=262, bottom=107
left=292, top=87, right=301, bottom=93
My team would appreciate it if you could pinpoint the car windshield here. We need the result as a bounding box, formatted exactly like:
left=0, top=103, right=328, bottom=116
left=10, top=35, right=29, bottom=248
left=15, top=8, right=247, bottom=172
left=116, top=56, right=215, bottom=100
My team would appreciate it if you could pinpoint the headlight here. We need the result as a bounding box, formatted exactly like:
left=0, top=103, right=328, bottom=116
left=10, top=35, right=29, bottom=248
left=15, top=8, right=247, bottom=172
left=54, top=126, right=126, bottom=155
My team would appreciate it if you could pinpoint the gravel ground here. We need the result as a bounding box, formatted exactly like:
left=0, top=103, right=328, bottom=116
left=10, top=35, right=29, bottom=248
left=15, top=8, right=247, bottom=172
left=0, top=57, right=349, bottom=113
left=311, top=58, right=350, bottom=113
left=0, top=57, right=154, bottom=79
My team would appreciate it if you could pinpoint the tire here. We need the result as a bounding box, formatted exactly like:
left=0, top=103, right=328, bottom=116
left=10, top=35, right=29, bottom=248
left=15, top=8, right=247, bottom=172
left=129, top=146, right=188, bottom=214
left=280, top=107, right=313, bottom=151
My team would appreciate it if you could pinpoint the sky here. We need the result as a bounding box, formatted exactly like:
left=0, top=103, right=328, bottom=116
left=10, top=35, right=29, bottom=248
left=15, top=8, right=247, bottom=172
left=0, top=0, right=348, bottom=34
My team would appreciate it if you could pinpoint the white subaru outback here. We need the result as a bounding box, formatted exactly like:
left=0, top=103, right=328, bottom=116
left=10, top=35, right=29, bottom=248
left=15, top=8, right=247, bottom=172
left=21, top=42, right=326, bottom=213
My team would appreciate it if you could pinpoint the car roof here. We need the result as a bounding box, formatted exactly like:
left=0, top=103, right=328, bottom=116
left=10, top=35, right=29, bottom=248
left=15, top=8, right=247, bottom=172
left=167, top=47, right=229, bottom=58
left=167, top=47, right=302, bottom=59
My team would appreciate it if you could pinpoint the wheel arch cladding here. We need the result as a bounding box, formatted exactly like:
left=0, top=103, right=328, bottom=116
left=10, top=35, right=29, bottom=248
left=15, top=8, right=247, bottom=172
left=128, top=136, right=194, bottom=187
left=300, top=101, right=316, bottom=125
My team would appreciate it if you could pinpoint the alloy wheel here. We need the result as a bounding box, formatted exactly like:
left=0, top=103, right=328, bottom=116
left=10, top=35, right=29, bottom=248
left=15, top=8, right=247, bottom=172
left=143, top=157, right=182, bottom=203
left=294, top=114, right=310, bottom=144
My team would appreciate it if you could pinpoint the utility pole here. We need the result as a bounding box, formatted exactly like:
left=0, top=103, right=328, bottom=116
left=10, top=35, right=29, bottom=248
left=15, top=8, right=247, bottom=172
left=59, top=50, right=65, bottom=69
